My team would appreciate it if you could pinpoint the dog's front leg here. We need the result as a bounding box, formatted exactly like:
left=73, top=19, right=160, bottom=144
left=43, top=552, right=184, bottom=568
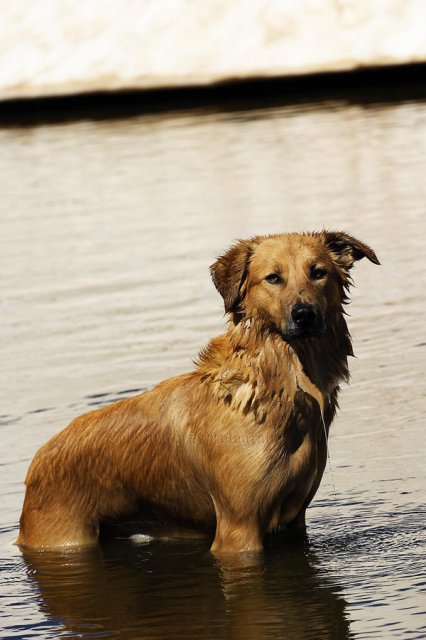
left=286, top=416, right=329, bottom=533
left=210, top=502, right=263, bottom=554
left=286, top=509, right=307, bottom=532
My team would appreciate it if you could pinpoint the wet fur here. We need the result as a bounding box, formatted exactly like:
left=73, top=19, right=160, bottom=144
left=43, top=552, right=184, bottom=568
left=17, top=231, right=379, bottom=553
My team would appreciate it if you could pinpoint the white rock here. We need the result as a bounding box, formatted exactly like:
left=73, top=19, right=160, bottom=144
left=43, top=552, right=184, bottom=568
left=0, top=0, right=425, bottom=101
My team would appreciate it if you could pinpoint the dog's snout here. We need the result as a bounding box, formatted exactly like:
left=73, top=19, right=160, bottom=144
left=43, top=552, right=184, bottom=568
left=282, top=303, right=325, bottom=341
left=291, top=304, right=317, bottom=327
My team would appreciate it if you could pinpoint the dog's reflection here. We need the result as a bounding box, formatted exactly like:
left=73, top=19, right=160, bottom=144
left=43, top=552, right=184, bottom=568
left=22, top=533, right=351, bottom=639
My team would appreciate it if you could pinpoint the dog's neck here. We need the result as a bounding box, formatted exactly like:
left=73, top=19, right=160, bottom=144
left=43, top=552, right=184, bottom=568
left=197, top=311, right=352, bottom=403
left=286, top=312, right=352, bottom=394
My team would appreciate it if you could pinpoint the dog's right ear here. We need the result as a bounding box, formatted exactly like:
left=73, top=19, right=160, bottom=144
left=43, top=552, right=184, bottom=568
left=210, top=240, right=254, bottom=314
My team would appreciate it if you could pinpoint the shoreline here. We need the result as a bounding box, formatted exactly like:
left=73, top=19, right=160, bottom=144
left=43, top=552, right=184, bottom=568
left=0, top=62, right=425, bottom=126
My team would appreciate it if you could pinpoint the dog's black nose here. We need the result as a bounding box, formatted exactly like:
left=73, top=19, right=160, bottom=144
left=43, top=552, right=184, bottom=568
left=291, top=304, right=317, bottom=327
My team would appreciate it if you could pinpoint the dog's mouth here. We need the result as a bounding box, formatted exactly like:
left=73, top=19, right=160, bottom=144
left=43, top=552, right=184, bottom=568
left=281, top=304, right=326, bottom=341
left=281, top=324, right=326, bottom=341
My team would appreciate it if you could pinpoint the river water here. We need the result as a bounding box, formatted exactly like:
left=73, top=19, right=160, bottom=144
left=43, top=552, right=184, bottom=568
left=1, top=86, right=425, bottom=639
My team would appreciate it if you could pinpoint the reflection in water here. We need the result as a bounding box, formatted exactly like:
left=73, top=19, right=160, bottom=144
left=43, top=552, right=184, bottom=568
left=22, top=534, right=351, bottom=640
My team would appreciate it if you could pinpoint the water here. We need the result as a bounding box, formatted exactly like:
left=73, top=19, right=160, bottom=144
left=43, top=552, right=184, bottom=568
left=1, top=88, right=425, bottom=639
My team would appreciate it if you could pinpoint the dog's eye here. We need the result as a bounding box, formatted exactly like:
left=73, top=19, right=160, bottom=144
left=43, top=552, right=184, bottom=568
left=310, top=267, right=327, bottom=280
left=265, top=273, right=283, bottom=285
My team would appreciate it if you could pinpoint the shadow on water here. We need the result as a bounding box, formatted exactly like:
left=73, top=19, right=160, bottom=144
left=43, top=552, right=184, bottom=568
left=0, top=64, right=425, bottom=127
left=21, top=533, right=351, bottom=639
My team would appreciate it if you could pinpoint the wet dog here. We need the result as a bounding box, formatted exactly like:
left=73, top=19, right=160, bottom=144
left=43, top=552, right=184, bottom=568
left=17, top=231, right=379, bottom=553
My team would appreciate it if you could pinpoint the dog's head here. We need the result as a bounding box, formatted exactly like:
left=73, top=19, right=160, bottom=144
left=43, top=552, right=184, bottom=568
left=211, top=232, right=379, bottom=341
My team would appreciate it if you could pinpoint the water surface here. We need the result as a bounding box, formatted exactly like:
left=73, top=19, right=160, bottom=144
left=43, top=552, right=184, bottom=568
left=1, top=91, right=425, bottom=639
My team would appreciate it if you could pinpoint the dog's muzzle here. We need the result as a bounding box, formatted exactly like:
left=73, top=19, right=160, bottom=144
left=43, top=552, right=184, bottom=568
left=281, top=303, right=326, bottom=340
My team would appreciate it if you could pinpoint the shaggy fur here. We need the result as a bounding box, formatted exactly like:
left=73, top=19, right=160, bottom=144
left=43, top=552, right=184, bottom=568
left=17, top=231, right=379, bottom=553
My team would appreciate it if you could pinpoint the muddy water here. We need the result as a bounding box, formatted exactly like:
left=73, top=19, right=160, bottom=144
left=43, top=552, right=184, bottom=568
left=1, top=92, right=425, bottom=639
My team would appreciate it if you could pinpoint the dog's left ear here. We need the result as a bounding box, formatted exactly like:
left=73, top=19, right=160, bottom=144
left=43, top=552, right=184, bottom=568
left=210, top=239, right=255, bottom=314
left=323, top=231, right=380, bottom=269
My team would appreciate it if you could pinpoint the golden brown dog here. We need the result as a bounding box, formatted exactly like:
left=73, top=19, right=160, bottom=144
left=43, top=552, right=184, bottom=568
left=17, top=231, right=379, bottom=554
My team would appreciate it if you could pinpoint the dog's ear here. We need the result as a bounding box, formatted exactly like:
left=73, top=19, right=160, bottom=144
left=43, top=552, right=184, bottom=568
left=210, top=240, right=254, bottom=313
left=323, top=231, right=380, bottom=269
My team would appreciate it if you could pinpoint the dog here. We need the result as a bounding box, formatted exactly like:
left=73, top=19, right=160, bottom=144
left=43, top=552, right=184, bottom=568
left=17, top=231, right=379, bottom=554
